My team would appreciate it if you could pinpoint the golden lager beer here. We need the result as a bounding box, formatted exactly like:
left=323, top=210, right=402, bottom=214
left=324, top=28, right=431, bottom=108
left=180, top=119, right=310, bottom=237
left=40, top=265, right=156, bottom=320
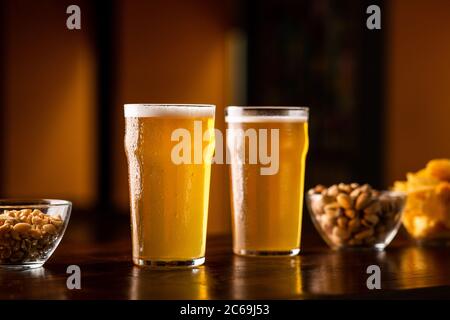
left=124, top=104, right=215, bottom=267
left=226, top=107, right=309, bottom=256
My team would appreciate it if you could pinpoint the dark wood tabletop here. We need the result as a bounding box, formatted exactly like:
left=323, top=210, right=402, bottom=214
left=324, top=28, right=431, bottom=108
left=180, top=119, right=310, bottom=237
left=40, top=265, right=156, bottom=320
left=1, top=212, right=450, bottom=300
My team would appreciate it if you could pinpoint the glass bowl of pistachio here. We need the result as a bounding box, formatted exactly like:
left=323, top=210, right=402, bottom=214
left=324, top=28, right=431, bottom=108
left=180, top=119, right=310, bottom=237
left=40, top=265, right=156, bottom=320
left=0, top=199, right=71, bottom=269
left=307, top=184, right=405, bottom=250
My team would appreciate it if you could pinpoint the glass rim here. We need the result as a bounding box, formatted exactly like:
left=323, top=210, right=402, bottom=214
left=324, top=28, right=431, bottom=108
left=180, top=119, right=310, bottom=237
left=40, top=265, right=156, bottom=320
left=225, top=106, right=309, bottom=122
left=0, top=199, right=72, bottom=209
left=124, top=103, right=216, bottom=108
left=226, top=106, right=309, bottom=111
left=124, top=104, right=216, bottom=118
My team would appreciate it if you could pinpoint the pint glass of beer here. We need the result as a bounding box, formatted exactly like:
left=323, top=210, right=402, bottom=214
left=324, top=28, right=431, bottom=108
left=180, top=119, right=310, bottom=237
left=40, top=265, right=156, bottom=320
left=124, top=104, right=215, bottom=267
left=226, top=107, right=309, bottom=256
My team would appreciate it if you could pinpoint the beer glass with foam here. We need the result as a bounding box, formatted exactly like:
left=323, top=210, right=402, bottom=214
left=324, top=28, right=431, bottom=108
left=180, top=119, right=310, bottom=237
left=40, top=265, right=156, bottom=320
left=124, top=104, right=215, bottom=267
left=226, top=107, right=309, bottom=256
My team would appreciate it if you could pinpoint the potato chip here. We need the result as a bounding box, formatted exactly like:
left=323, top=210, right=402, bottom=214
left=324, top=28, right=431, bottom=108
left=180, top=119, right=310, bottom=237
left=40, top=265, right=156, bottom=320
left=393, top=159, right=450, bottom=240
left=426, top=159, right=450, bottom=182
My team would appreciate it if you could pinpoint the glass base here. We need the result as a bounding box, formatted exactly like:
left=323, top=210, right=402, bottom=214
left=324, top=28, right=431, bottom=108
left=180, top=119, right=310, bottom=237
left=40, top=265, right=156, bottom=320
left=234, top=248, right=300, bottom=257
left=133, top=256, right=205, bottom=268
left=0, top=263, right=44, bottom=270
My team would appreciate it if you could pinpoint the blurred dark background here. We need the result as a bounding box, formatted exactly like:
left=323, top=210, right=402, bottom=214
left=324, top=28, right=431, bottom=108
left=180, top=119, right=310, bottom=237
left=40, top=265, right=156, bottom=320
left=0, top=0, right=449, bottom=236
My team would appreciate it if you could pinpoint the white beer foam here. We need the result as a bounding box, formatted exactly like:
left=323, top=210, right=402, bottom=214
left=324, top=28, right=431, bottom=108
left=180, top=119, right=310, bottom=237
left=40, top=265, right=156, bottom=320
left=225, top=115, right=308, bottom=123
left=124, top=104, right=215, bottom=118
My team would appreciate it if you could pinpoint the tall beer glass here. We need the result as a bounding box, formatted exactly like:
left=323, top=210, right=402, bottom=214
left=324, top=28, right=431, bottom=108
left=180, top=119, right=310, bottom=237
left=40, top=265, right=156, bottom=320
left=226, top=107, right=309, bottom=256
left=124, top=104, right=215, bottom=267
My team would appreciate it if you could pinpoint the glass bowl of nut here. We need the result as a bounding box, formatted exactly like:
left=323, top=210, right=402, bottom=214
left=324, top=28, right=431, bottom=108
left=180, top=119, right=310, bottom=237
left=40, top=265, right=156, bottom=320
left=307, top=183, right=406, bottom=250
left=0, top=199, right=71, bottom=270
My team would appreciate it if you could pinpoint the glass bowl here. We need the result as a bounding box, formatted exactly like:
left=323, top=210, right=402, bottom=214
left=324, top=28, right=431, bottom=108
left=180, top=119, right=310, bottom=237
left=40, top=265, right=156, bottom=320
left=0, top=199, right=71, bottom=270
left=307, top=189, right=405, bottom=250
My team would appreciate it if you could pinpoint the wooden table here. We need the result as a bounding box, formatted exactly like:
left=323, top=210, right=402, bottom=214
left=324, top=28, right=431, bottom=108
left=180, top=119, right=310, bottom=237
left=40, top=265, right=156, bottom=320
left=1, top=213, right=450, bottom=299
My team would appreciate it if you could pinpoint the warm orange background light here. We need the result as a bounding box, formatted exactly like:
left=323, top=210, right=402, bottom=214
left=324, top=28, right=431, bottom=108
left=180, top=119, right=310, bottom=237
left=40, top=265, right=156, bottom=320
left=2, top=0, right=450, bottom=236
left=386, top=0, right=450, bottom=183
left=3, top=0, right=97, bottom=207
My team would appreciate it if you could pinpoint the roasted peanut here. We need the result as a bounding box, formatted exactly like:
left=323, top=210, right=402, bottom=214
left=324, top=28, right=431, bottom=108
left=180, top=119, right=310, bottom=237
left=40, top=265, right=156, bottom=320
left=19, top=209, right=31, bottom=217
left=50, top=218, right=63, bottom=227
left=337, top=193, right=352, bottom=209
left=31, top=216, right=43, bottom=225
left=332, top=226, right=351, bottom=240
left=364, top=201, right=382, bottom=215
left=338, top=183, right=352, bottom=194
left=324, top=211, right=338, bottom=221
left=327, top=185, right=339, bottom=197
left=324, top=202, right=340, bottom=218
left=324, top=202, right=339, bottom=211
left=348, top=218, right=361, bottom=233
left=344, top=209, right=357, bottom=219
left=355, top=192, right=372, bottom=210
left=354, top=228, right=374, bottom=240
left=350, top=183, right=359, bottom=189
left=0, top=209, right=64, bottom=264
left=13, top=223, right=32, bottom=234
left=29, top=229, right=42, bottom=239
left=31, top=210, right=41, bottom=217
left=337, top=217, right=348, bottom=229
left=314, top=184, right=326, bottom=193
left=363, top=213, right=380, bottom=226
left=42, top=224, right=57, bottom=235
left=350, top=188, right=362, bottom=200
